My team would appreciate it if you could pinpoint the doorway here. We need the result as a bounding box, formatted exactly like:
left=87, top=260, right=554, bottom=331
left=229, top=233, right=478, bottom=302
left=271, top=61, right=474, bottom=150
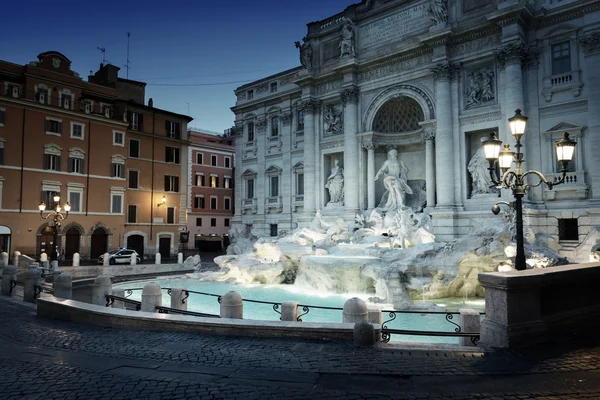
left=90, top=227, right=108, bottom=259
left=39, top=225, right=55, bottom=256
left=0, top=225, right=11, bottom=256
left=64, top=227, right=81, bottom=260
left=127, top=234, right=144, bottom=259
left=159, top=236, right=171, bottom=260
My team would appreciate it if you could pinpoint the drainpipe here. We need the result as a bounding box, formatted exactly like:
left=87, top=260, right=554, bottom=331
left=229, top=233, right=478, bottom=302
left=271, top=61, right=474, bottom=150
left=150, top=111, right=156, bottom=240
left=19, top=108, right=26, bottom=212
left=85, top=119, right=92, bottom=216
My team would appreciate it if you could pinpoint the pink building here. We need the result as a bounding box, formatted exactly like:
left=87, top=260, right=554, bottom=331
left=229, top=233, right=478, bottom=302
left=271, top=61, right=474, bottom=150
left=186, top=129, right=234, bottom=250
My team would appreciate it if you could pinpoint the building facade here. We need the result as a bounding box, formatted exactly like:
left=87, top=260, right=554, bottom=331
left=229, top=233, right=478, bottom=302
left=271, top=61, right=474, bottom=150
left=186, top=129, right=235, bottom=249
left=0, top=52, right=192, bottom=260
left=230, top=0, right=600, bottom=258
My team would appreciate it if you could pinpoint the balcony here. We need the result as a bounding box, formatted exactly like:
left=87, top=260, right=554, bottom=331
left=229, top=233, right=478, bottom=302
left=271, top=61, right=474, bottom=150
left=242, top=198, right=257, bottom=214
left=542, top=70, right=583, bottom=102
left=265, top=196, right=282, bottom=214
left=544, top=170, right=589, bottom=200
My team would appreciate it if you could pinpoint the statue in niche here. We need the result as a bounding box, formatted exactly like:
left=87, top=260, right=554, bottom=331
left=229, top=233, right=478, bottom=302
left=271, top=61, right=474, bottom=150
left=324, top=105, right=342, bottom=133
left=325, top=159, right=345, bottom=205
left=466, top=68, right=495, bottom=108
left=339, top=19, right=356, bottom=58
left=374, top=148, right=413, bottom=211
left=428, top=0, right=448, bottom=25
left=468, top=147, right=496, bottom=196
left=295, top=37, right=312, bottom=70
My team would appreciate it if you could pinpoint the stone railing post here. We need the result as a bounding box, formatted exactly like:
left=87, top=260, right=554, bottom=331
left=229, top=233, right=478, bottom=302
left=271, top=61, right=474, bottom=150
left=111, top=288, right=126, bottom=309
left=354, top=321, right=376, bottom=347
left=343, top=297, right=368, bottom=323
left=220, top=291, right=243, bottom=319
left=23, top=264, right=42, bottom=303
left=40, top=252, right=48, bottom=263
left=281, top=301, right=299, bottom=321
left=141, top=283, right=162, bottom=312
left=0, top=252, right=8, bottom=266
left=92, top=275, right=112, bottom=306
left=12, top=251, right=20, bottom=268
left=459, top=308, right=481, bottom=347
left=72, top=253, right=80, bottom=267
left=169, top=288, right=188, bottom=311
left=0, top=259, right=5, bottom=277
left=177, top=252, right=183, bottom=264
left=367, top=305, right=382, bottom=341
left=1, top=265, right=16, bottom=296
left=102, top=252, right=110, bottom=266
left=155, top=253, right=161, bottom=265
left=130, top=253, right=137, bottom=265
left=53, top=274, right=72, bottom=300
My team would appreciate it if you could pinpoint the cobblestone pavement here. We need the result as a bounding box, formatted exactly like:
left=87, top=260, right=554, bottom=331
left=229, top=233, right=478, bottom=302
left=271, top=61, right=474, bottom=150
left=1, top=298, right=600, bottom=399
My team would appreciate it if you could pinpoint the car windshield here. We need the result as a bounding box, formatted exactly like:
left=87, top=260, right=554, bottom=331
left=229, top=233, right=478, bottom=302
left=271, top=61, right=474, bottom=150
left=108, top=250, right=119, bottom=255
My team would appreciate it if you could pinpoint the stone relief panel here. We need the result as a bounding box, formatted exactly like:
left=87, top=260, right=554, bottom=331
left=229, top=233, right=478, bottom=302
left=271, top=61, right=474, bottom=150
left=462, top=0, right=494, bottom=14
left=357, top=54, right=431, bottom=83
left=464, top=65, right=496, bottom=109
left=324, top=104, right=343, bottom=134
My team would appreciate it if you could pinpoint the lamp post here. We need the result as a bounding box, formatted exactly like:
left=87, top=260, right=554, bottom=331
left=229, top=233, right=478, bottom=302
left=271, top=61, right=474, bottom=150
left=482, top=109, right=576, bottom=271
left=39, top=194, right=71, bottom=262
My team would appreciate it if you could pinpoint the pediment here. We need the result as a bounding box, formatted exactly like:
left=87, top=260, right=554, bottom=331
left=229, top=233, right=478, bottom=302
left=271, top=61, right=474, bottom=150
left=293, top=161, right=304, bottom=170
left=266, top=165, right=283, bottom=174
left=544, top=121, right=586, bottom=135
left=241, top=168, right=257, bottom=177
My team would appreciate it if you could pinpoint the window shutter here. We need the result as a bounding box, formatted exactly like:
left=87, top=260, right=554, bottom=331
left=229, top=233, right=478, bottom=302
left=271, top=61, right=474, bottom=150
left=43, top=154, right=49, bottom=169
left=127, top=111, right=132, bottom=128
left=165, top=147, right=169, bottom=162
left=56, top=156, right=61, bottom=171
left=216, top=177, right=219, bottom=188
left=45, top=119, right=49, bottom=132
left=119, top=165, right=125, bottom=178
left=0, top=148, right=4, bottom=165
left=138, top=114, right=144, bottom=131
left=164, top=176, right=169, bottom=191
left=111, top=163, right=116, bottom=177
left=0, top=109, right=5, bottom=124
left=165, top=120, right=170, bottom=135
left=175, top=122, right=181, bottom=139
left=68, top=157, right=73, bottom=172
left=80, top=160, right=84, bottom=175
left=175, top=177, right=179, bottom=192
left=58, top=121, right=63, bottom=134
left=175, top=149, right=180, bottom=164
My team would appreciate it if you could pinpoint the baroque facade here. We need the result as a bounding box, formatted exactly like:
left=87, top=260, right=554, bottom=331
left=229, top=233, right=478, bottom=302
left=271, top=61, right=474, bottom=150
left=230, top=0, right=600, bottom=258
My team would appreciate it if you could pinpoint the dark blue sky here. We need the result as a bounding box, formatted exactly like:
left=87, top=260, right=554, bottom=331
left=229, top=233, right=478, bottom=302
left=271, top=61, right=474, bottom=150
left=0, top=0, right=356, bottom=132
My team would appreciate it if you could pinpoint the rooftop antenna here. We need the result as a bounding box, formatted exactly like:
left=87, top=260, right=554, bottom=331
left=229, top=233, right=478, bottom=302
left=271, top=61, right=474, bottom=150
left=97, top=47, right=106, bottom=65
left=124, top=32, right=131, bottom=79
left=186, top=102, right=190, bottom=116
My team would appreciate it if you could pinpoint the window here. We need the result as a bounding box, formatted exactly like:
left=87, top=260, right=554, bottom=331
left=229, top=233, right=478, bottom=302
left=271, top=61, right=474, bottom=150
left=44, top=154, right=61, bottom=171
left=37, top=87, right=49, bottom=105
left=0, top=108, right=6, bottom=126
left=224, top=218, right=230, bottom=227
left=270, top=82, right=277, bottom=92
left=194, top=196, right=205, bottom=209
left=128, top=170, right=139, bottom=189
left=0, top=142, right=4, bottom=165
left=165, top=146, right=180, bottom=164
left=247, top=122, right=255, bottom=142
left=224, top=198, right=231, bottom=210
left=166, top=121, right=181, bottom=138
left=70, top=123, right=84, bottom=140
left=195, top=174, right=205, bottom=187
left=101, top=103, right=112, bottom=118
left=127, top=205, right=138, bottom=223
left=196, top=153, right=203, bottom=164
left=166, top=207, right=175, bottom=224
left=270, top=224, right=278, bottom=237
left=210, top=197, right=217, bottom=210
left=247, top=89, right=254, bottom=100
left=129, top=112, right=143, bottom=131
left=270, top=176, right=279, bottom=197
left=224, top=177, right=231, bottom=189
left=211, top=155, right=217, bottom=166
left=196, top=217, right=202, bottom=226
left=68, top=157, right=84, bottom=174
left=558, top=218, right=578, bottom=241
left=45, top=118, right=62, bottom=136
left=111, top=162, right=125, bottom=178
left=111, top=193, right=123, bottom=214
left=42, top=190, right=60, bottom=209
left=211, top=218, right=217, bottom=227
left=68, top=188, right=82, bottom=212
left=113, top=131, right=124, bottom=146
left=271, top=116, right=279, bottom=137
left=60, top=92, right=73, bottom=109
left=297, top=173, right=304, bottom=195
left=129, top=139, right=140, bottom=158
left=210, top=176, right=219, bottom=188
left=297, top=110, right=304, bottom=130
left=164, top=175, right=179, bottom=192
left=246, top=179, right=254, bottom=199
left=224, top=157, right=231, bottom=168
left=552, top=41, right=570, bottom=75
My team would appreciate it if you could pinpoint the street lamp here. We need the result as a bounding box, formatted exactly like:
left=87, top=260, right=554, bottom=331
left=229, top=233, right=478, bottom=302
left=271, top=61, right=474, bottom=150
left=157, top=195, right=166, bottom=207
left=482, top=109, right=576, bottom=271
left=39, top=194, right=71, bottom=261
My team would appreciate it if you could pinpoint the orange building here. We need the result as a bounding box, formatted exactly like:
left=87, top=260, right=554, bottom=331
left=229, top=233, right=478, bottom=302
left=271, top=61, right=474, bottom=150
left=0, top=51, right=192, bottom=261
left=186, top=129, right=234, bottom=250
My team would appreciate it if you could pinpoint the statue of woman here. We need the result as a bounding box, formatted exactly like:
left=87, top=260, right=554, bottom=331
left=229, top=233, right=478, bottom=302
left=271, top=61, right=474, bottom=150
left=325, top=159, right=344, bottom=204
left=339, top=20, right=356, bottom=58
left=429, top=0, right=448, bottom=25
left=375, top=149, right=413, bottom=211
left=468, top=147, right=494, bottom=196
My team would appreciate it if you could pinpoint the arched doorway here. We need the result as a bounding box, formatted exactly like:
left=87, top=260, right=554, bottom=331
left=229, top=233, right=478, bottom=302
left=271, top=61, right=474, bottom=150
left=90, top=227, right=108, bottom=259
left=64, top=227, right=81, bottom=260
left=126, top=234, right=144, bottom=259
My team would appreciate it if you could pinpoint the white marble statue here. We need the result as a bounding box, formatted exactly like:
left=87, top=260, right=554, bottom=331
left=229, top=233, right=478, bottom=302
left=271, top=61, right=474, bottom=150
left=428, top=0, right=448, bottom=25
left=374, top=149, right=413, bottom=211
left=468, top=147, right=495, bottom=196
left=339, top=19, right=356, bottom=58
left=325, top=159, right=344, bottom=204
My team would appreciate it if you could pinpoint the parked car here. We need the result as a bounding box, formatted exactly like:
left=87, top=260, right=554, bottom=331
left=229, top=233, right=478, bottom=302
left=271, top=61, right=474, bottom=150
left=97, top=248, right=141, bottom=265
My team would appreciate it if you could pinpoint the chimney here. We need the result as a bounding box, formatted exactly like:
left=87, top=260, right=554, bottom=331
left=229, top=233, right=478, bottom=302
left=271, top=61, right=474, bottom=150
left=148, top=98, right=153, bottom=108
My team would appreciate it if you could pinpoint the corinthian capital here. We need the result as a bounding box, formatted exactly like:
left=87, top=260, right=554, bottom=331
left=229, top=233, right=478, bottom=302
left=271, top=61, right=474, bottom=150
left=340, top=86, right=359, bottom=105
left=580, top=32, right=600, bottom=55
left=298, top=98, right=322, bottom=115
left=431, top=62, right=459, bottom=81
left=494, top=40, right=537, bottom=66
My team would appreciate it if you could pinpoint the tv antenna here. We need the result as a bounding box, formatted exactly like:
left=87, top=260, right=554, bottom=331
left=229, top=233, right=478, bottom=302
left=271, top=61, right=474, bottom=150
left=124, top=32, right=132, bottom=79
left=97, top=47, right=106, bottom=65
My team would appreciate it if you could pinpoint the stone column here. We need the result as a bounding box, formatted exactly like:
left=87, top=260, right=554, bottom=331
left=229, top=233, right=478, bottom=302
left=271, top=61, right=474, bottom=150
left=341, top=86, right=360, bottom=212
left=422, top=129, right=436, bottom=208
left=364, top=143, right=377, bottom=210
left=431, top=62, right=456, bottom=208
left=301, top=99, right=321, bottom=215
left=580, top=33, right=600, bottom=200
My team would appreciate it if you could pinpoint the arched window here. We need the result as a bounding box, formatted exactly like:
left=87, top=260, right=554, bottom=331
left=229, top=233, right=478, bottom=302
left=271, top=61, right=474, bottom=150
left=372, top=97, right=424, bottom=133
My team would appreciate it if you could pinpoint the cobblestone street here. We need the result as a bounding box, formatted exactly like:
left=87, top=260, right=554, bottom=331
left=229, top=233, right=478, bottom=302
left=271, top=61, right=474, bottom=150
left=2, top=297, right=600, bottom=399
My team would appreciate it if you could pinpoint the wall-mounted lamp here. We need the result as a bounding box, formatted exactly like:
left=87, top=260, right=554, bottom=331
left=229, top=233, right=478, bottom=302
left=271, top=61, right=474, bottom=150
left=157, top=195, right=166, bottom=207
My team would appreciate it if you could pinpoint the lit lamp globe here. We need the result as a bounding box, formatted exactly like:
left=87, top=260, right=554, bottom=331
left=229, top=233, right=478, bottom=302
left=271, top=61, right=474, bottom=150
left=555, top=132, right=576, bottom=165
left=508, top=109, right=528, bottom=139
left=64, top=202, right=71, bottom=213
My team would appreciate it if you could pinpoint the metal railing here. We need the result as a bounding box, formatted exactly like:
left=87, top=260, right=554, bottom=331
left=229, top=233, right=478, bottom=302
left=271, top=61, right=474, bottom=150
left=105, top=294, right=141, bottom=311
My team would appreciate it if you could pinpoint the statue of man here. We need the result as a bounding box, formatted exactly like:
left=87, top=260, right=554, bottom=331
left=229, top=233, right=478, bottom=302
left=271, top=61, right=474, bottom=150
left=325, top=159, right=344, bottom=204
left=339, top=19, right=356, bottom=58
left=429, top=0, right=448, bottom=25
left=295, top=38, right=312, bottom=69
left=374, top=149, right=413, bottom=211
